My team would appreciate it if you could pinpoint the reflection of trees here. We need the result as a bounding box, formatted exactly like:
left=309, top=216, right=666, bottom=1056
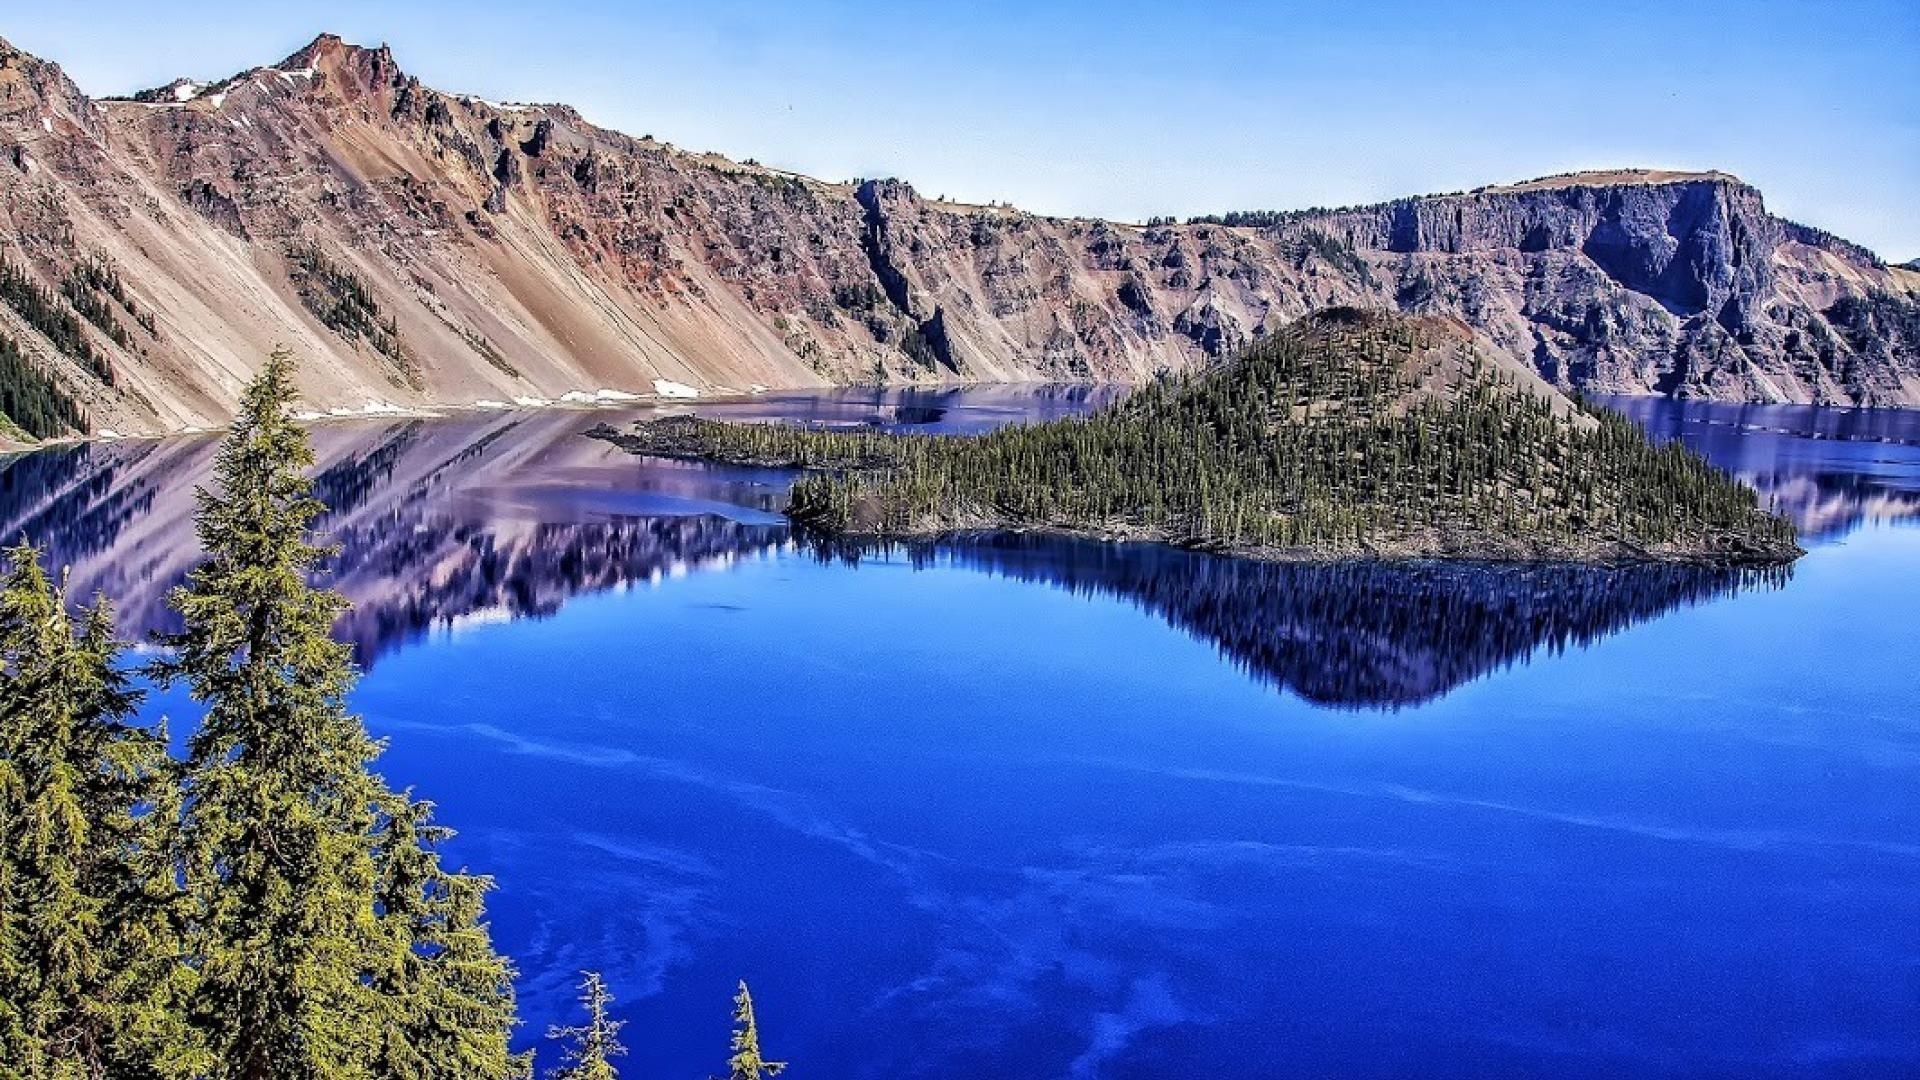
left=841, top=533, right=1787, bottom=709
left=0, top=394, right=1871, bottom=703
left=327, top=514, right=787, bottom=665
left=0, top=441, right=164, bottom=563
left=0, top=417, right=789, bottom=669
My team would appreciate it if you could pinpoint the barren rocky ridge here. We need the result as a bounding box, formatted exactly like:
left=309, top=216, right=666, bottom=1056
left=1, top=31, right=1916, bottom=438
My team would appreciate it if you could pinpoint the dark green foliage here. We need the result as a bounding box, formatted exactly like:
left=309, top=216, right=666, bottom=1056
left=155, top=349, right=386, bottom=1078
left=0, top=333, right=85, bottom=439
left=152, top=350, right=521, bottom=1079
left=461, top=328, right=520, bottom=379
left=1186, top=209, right=1296, bottom=228
left=369, top=796, right=528, bottom=1080
left=289, top=247, right=420, bottom=388
left=546, top=972, right=625, bottom=1080
left=0, top=353, right=794, bottom=1078
left=60, top=257, right=156, bottom=350
left=0, top=259, right=114, bottom=387
left=899, top=324, right=941, bottom=370
left=605, top=310, right=1798, bottom=563
left=0, top=545, right=200, bottom=1079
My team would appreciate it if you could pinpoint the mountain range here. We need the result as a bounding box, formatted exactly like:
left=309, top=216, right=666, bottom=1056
left=1, top=31, right=1916, bottom=439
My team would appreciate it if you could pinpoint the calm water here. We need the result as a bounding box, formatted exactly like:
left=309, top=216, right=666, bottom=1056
left=3, top=389, right=1918, bottom=1078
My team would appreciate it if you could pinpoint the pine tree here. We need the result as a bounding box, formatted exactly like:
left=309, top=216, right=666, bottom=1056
left=155, top=348, right=385, bottom=1079
left=545, top=972, right=625, bottom=1080
left=157, top=350, right=520, bottom=1079
left=725, top=982, right=785, bottom=1080
left=0, top=545, right=197, bottom=1079
left=369, top=793, right=528, bottom=1080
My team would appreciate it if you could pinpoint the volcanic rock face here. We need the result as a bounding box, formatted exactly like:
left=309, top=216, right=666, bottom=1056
left=0, top=33, right=1914, bottom=436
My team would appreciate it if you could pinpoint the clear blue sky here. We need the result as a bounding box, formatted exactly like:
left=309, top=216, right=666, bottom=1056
left=7, top=0, right=1917, bottom=259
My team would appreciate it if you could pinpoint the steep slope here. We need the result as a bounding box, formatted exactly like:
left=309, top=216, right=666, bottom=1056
left=1270, top=171, right=1920, bottom=404
left=0, top=33, right=1914, bottom=441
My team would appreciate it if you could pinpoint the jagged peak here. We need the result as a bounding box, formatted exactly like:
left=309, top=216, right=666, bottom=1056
left=277, top=32, right=393, bottom=74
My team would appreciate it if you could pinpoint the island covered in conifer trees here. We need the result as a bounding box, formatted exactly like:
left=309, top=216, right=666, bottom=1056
left=591, top=310, right=1802, bottom=566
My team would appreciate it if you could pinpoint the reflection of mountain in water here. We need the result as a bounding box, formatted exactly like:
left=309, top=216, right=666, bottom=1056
left=868, top=534, right=1786, bottom=709
left=1600, top=396, right=1920, bottom=542
left=330, top=514, right=786, bottom=665
left=0, top=411, right=789, bottom=667
left=0, top=389, right=1899, bottom=701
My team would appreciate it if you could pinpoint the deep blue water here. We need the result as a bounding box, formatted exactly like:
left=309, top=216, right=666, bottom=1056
left=5, top=390, right=1918, bottom=1078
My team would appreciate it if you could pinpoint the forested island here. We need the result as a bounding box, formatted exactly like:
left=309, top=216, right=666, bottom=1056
left=591, top=309, right=1802, bottom=566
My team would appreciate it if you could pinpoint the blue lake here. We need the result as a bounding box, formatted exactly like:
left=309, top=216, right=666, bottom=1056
left=4, top=389, right=1918, bottom=1078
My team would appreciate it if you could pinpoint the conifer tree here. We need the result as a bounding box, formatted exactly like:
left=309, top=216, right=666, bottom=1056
left=157, top=350, right=520, bottom=1079
left=370, top=793, right=528, bottom=1080
left=546, top=971, right=625, bottom=1080
left=0, top=545, right=197, bottom=1079
left=726, top=981, right=785, bottom=1080
left=156, top=348, right=385, bottom=1079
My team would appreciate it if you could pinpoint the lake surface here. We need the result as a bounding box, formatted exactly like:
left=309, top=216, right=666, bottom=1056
left=4, top=389, right=1917, bottom=1078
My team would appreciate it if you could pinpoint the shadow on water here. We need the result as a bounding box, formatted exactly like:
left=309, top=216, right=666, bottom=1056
left=807, top=532, right=1789, bottom=709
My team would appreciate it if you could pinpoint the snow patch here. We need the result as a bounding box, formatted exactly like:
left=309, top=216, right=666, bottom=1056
left=173, top=81, right=203, bottom=102
left=360, top=401, right=406, bottom=415
left=473, top=399, right=511, bottom=409
left=208, top=92, right=226, bottom=110
left=558, top=390, right=597, bottom=404
left=748, top=383, right=769, bottom=395
left=40, top=117, right=52, bottom=133
left=292, top=410, right=324, bottom=421
left=275, top=67, right=317, bottom=84
left=653, top=379, right=701, bottom=399
left=594, top=388, right=641, bottom=401
left=461, top=95, right=534, bottom=113
left=512, top=396, right=552, bottom=408
left=96, top=428, right=124, bottom=439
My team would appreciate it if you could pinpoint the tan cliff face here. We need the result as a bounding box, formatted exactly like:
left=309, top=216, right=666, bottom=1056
left=0, top=33, right=1915, bottom=439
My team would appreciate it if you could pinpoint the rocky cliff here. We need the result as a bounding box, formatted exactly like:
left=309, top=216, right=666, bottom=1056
left=0, top=33, right=1914, bottom=438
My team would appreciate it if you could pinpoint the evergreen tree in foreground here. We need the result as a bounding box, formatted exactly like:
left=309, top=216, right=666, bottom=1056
left=154, top=349, right=521, bottom=1079
left=370, top=794, right=528, bottom=1079
left=0, top=546, right=198, bottom=1079
left=546, top=972, right=626, bottom=1080
left=726, top=982, right=785, bottom=1080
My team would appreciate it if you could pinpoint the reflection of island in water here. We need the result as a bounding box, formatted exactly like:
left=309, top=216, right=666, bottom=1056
left=851, top=534, right=1786, bottom=708
left=0, top=391, right=1902, bottom=705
